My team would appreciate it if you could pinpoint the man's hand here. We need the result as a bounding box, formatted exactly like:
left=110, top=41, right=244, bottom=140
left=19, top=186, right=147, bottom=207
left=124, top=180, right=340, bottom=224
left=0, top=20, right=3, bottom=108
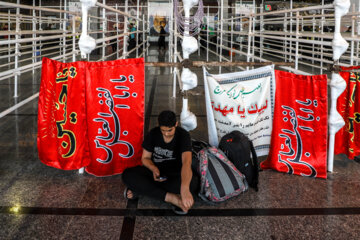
left=181, top=188, right=194, bottom=211
left=152, top=167, right=160, bottom=181
left=141, top=149, right=164, bottom=182
left=152, top=167, right=166, bottom=182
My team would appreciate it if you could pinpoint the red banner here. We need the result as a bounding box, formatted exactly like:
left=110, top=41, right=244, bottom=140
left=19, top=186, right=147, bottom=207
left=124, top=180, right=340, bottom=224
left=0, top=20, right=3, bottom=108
left=261, top=70, right=328, bottom=179
left=37, top=58, right=90, bottom=170
left=37, top=58, right=144, bottom=176
left=335, top=66, right=360, bottom=159
left=85, top=59, right=144, bottom=176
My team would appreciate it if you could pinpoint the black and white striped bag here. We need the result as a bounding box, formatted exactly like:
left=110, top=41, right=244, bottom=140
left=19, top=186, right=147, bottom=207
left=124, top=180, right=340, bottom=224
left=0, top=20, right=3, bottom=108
left=197, top=147, right=248, bottom=203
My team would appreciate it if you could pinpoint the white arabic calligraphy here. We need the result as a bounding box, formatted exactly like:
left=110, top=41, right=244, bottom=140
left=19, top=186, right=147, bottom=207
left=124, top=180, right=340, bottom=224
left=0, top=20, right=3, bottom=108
left=277, top=98, right=319, bottom=177
left=93, top=75, right=135, bottom=164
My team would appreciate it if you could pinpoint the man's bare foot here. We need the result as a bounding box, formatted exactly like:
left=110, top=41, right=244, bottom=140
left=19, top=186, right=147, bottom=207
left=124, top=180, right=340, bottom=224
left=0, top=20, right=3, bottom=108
left=165, top=193, right=188, bottom=213
left=124, top=188, right=138, bottom=200
left=127, top=189, right=134, bottom=199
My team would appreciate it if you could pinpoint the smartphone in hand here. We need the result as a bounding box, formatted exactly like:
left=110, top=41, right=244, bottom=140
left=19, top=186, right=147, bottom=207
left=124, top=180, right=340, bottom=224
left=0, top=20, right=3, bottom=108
left=157, top=175, right=167, bottom=181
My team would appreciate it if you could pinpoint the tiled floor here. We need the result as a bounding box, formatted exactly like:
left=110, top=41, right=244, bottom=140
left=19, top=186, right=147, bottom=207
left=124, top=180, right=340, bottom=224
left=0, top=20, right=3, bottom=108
left=0, top=46, right=360, bottom=240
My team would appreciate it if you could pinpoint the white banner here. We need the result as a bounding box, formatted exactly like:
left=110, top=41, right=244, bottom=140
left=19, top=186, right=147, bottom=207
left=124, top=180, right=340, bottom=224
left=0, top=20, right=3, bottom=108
left=203, top=65, right=276, bottom=156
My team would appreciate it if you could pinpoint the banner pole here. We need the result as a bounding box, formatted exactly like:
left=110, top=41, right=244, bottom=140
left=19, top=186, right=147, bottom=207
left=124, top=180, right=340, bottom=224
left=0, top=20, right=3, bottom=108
left=327, top=0, right=350, bottom=172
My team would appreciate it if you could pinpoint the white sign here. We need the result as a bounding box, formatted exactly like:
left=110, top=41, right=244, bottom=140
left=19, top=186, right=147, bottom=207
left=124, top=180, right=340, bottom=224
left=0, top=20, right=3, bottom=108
left=148, top=2, right=172, bottom=17
left=235, top=2, right=254, bottom=15
left=204, top=65, right=276, bottom=156
left=69, top=2, right=81, bottom=13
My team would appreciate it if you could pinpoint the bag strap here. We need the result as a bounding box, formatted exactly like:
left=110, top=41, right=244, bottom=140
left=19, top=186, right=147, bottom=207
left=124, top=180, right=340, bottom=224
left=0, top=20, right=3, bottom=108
left=198, top=148, right=225, bottom=205
left=249, top=141, right=259, bottom=192
left=198, top=192, right=216, bottom=205
left=207, top=147, right=225, bottom=161
left=198, top=149, right=209, bottom=196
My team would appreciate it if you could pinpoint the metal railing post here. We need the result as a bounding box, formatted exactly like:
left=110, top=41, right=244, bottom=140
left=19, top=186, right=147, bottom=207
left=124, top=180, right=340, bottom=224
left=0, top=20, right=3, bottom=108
left=206, top=6, right=209, bottom=62
left=122, top=0, right=128, bottom=59
left=142, top=13, right=145, bottom=57
left=136, top=0, right=139, bottom=58
left=116, top=4, right=119, bottom=59
left=295, top=11, right=299, bottom=70
left=72, top=15, right=76, bottom=62
left=14, top=0, right=20, bottom=98
left=230, top=18, right=233, bottom=62
left=219, top=0, right=224, bottom=74
left=32, top=1, right=36, bottom=73
left=102, top=0, right=106, bottom=60
left=63, top=0, right=67, bottom=62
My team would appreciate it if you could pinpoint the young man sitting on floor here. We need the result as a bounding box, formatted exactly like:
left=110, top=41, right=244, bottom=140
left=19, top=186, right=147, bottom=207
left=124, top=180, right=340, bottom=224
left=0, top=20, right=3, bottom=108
left=122, top=110, right=198, bottom=214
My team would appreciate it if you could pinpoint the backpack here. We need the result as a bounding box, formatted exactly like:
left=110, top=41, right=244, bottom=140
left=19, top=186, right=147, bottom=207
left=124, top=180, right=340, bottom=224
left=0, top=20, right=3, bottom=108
left=191, top=139, right=210, bottom=172
left=197, top=146, right=248, bottom=203
left=219, top=131, right=259, bottom=191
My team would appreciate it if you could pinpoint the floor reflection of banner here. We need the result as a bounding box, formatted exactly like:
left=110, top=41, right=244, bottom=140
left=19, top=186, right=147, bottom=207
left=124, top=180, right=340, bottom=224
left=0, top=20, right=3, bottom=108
left=38, top=58, right=144, bottom=176
left=261, top=70, right=328, bottom=179
left=203, top=65, right=275, bottom=157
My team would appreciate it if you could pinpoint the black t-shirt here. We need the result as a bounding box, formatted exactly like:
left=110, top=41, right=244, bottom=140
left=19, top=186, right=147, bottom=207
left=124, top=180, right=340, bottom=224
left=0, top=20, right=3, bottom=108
left=142, top=126, right=191, bottom=174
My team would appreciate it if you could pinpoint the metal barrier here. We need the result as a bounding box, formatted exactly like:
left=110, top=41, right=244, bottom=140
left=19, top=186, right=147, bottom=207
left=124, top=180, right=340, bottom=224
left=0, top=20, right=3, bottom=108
left=196, top=2, right=359, bottom=75
left=0, top=0, right=149, bottom=120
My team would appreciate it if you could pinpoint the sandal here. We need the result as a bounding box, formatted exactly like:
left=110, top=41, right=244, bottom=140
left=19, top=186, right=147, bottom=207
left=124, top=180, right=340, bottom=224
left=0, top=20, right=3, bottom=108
left=123, top=187, right=138, bottom=200
left=172, top=205, right=188, bottom=215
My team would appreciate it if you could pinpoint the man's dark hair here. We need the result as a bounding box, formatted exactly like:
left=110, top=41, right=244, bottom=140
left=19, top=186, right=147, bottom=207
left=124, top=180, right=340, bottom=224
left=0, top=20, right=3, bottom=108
left=158, top=110, right=177, bottom=127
